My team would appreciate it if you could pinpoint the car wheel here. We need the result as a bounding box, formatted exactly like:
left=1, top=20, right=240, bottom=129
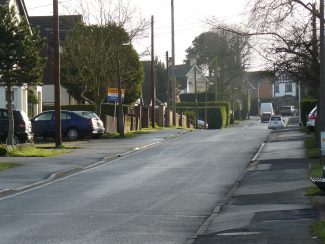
left=6, top=135, right=20, bottom=145
left=35, top=136, right=45, bottom=142
left=67, top=128, right=79, bottom=140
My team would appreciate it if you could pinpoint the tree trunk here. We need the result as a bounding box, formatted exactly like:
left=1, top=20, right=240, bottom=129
left=6, top=85, right=15, bottom=146
left=95, top=102, right=102, bottom=117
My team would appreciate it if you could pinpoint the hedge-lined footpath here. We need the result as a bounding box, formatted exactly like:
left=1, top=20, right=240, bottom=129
left=176, top=102, right=230, bottom=129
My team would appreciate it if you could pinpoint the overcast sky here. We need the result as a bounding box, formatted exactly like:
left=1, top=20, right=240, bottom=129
left=24, top=0, right=248, bottom=65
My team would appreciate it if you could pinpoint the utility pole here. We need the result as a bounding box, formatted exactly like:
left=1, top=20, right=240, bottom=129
left=319, top=0, right=325, bottom=173
left=171, top=0, right=176, bottom=126
left=53, top=0, right=62, bottom=147
left=151, top=16, right=155, bottom=128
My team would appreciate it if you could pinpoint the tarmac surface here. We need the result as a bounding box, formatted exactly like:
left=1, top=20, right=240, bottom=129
left=0, top=129, right=190, bottom=193
left=191, top=120, right=320, bottom=244
left=0, top=118, right=321, bottom=243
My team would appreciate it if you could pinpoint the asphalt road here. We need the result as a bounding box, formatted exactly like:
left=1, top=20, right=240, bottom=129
left=0, top=121, right=270, bottom=244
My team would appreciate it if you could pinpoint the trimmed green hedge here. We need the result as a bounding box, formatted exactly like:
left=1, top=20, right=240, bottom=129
left=177, top=102, right=230, bottom=126
left=177, top=106, right=227, bottom=129
left=301, top=98, right=318, bottom=126
left=43, top=103, right=129, bottom=117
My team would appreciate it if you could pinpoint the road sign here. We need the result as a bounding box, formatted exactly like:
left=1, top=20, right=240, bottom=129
left=107, top=88, right=125, bottom=102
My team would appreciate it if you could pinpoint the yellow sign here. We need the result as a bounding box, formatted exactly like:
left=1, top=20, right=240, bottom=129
left=107, top=88, right=125, bottom=95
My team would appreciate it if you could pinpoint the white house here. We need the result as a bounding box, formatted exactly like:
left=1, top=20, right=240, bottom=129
left=180, top=60, right=210, bottom=94
left=272, top=73, right=297, bottom=98
left=0, top=0, right=42, bottom=117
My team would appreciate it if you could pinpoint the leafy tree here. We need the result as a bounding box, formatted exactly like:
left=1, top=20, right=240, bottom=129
left=0, top=5, right=45, bottom=145
left=142, top=58, right=167, bottom=104
left=185, top=26, right=249, bottom=101
left=61, top=24, right=143, bottom=115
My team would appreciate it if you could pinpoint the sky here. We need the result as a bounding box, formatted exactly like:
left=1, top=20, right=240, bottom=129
left=24, top=0, right=248, bottom=66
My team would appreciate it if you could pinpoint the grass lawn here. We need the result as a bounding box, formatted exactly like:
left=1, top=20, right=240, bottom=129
left=7, top=145, right=71, bottom=157
left=305, top=133, right=325, bottom=242
left=313, top=221, right=325, bottom=243
left=0, top=162, right=20, bottom=171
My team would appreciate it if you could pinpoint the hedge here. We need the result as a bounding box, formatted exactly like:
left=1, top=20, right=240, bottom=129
left=301, top=98, right=318, bottom=126
left=43, top=103, right=129, bottom=117
left=177, top=102, right=230, bottom=126
left=177, top=106, right=227, bottom=129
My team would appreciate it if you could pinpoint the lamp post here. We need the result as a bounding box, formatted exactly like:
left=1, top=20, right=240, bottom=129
left=204, top=82, right=213, bottom=129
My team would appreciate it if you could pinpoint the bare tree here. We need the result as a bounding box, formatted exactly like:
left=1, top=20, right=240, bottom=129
left=245, top=0, right=320, bottom=97
left=62, top=0, right=149, bottom=40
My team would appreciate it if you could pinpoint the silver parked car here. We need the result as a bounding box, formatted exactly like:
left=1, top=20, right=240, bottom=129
left=268, top=116, right=285, bottom=130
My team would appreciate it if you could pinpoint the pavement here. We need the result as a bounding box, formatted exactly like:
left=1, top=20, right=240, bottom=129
left=191, top=119, right=320, bottom=244
left=0, top=117, right=321, bottom=243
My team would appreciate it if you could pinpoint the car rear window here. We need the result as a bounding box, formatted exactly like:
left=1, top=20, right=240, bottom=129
left=271, top=117, right=281, bottom=121
left=0, top=110, right=8, bottom=119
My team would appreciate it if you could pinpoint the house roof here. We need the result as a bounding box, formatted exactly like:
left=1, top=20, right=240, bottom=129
left=28, top=15, right=83, bottom=85
left=175, top=64, right=190, bottom=90
left=29, top=15, right=83, bottom=46
left=185, top=64, right=210, bottom=83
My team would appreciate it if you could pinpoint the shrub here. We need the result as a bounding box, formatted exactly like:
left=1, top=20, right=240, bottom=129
left=0, top=144, right=8, bottom=156
left=301, top=97, right=318, bottom=126
left=177, top=106, right=226, bottom=129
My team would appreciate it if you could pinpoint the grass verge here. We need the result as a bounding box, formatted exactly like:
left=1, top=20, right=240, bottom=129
left=305, top=133, right=325, bottom=242
left=0, top=162, right=20, bottom=171
left=313, top=221, right=325, bottom=243
left=7, top=145, right=71, bottom=157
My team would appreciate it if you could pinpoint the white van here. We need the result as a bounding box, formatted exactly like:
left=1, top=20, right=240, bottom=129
left=260, top=103, right=274, bottom=122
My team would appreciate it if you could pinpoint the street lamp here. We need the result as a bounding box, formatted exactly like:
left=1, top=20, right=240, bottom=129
left=204, top=82, right=213, bottom=129
left=116, top=41, right=130, bottom=137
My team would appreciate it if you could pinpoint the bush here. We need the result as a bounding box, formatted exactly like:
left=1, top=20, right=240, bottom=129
left=301, top=97, right=318, bottom=126
left=177, top=106, right=226, bottom=129
left=177, top=102, right=230, bottom=127
left=0, top=145, right=8, bottom=156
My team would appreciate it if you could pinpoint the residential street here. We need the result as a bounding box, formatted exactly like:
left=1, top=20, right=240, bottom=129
left=0, top=118, right=269, bottom=243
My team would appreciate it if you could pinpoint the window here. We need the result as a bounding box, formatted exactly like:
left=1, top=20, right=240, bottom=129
left=275, top=84, right=279, bottom=93
left=34, top=112, right=53, bottom=121
left=0, top=110, right=8, bottom=120
left=285, top=83, right=292, bottom=93
left=61, top=112, right=71, bottom=120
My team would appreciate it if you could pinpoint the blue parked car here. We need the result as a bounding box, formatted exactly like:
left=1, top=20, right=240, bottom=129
left=31, top=110, right=105, bottom=140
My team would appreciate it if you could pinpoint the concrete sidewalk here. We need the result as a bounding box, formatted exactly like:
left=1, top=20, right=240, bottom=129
left=192, top=124, right=319, bottom=243
left=0, top=129, right=190, bottom=194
